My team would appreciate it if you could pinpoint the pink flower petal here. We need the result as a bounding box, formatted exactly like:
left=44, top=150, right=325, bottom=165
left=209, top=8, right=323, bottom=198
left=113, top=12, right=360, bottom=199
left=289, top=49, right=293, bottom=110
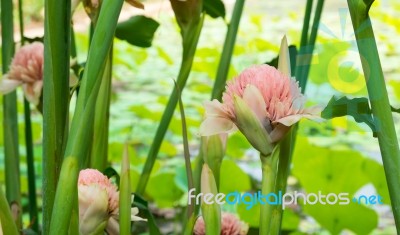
left=0, top=78, right=22, bottom=94
left=199, top=117, right=237, bottom=136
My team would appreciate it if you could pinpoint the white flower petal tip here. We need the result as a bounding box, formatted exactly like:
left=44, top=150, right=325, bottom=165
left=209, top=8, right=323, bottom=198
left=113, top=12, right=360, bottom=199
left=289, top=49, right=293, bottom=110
left=203, top=100, right=227, bottom=117
left=199, top=117, right=236, bottom=136
left=0, top=78, right=22, bottom=94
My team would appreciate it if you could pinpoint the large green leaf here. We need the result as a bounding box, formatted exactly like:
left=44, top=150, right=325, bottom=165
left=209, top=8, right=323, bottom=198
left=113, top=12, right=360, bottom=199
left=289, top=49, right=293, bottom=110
left=219, top=159, right=252, bottom=194
left=115, top=15, right=160, bottom=48
left=146, top=171, right=184, bottom=207
left=203, top=0, right=225, bottom=18
left=321, top=96, right=377, bottom=135
left=292, top=138, right=381, bottom=234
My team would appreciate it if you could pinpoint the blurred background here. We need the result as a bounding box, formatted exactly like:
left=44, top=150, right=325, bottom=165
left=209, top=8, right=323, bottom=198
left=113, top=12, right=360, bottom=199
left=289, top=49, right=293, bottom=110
left=1, top=0, right=400, bottom=234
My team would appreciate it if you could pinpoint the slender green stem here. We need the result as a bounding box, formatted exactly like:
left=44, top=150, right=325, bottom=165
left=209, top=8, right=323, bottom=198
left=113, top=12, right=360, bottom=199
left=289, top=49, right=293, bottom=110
left=176, top=81, right=195, bottom=219
left=1, top=0, right=22, bottom=228
left=211, top=0, right=245, bottom=101
left=347, top=0, right=400, bottom=229
left=49, top=0, right=124, bottom=232
left=18, top=0, right=39, bottom=230
left=0, top=185, right=19, bottom=235
left=120, top=144, right=131, bottom=235
left=259, top=149, right=279, bottom=235
left=296, top=0, right=325, bottom=92
left=299, top=0, right=314, bottom=48
left=18, top=0, right=25, bottom=44
left=136, top=15, right=205, bottom=195
left=42, top=0, right=71, bottom=231
left=23, top=99, right=39, bottom=232
left=71, top=26, right=78, bottom=59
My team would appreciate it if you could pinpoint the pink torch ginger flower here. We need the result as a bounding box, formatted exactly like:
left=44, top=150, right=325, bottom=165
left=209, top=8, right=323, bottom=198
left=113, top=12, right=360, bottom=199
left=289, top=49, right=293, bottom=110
left=199, top=37, right=320, bottom=155
left=0, top=42, right=43, bottom=105
left=194, top=212, right=249, bottom=235
left=78, top=169, right=145, bottom=235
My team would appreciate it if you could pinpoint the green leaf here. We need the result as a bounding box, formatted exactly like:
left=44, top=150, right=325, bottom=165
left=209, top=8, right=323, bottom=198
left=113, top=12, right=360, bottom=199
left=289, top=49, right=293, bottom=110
left=203, top=0, right=225, bottom=18
left=304, top=202, right=377, bottom=235
left=115, top=15, right=160, bottom=48
left=237, top=202, right=260, bottom=227
left=146, top=171, right=184, bottom=207
left=220, top=159, right=252, bottom=194
left=281, top=209, right=300, bottom=231
left=321, top=96, right=377, bottom=134
left=292, top=137, right=380, bottom=234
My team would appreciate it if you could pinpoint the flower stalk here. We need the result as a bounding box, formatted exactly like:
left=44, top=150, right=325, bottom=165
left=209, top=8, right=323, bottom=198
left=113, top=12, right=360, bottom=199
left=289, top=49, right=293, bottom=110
left=259, top=147, right=279, bottom=235
left=347, top=0, right=400, bottom=229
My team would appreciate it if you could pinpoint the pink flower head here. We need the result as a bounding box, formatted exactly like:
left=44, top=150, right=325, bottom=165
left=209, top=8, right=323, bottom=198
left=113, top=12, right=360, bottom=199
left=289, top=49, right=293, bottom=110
left=194, top=212, right=249, bottom=235
left=78, top=169, right=146, bottom=235
left=78, top=169, right=119, bottom=214
left=199, top=38, right=320, bottom=150
left=0, top=42, right=44, bottom=105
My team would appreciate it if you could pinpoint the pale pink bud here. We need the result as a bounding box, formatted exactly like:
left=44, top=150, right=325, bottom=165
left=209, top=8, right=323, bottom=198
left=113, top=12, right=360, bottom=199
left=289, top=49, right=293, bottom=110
left=194, top=212, right=249, bottom=235
left=78, top=169, right=145, bottom=235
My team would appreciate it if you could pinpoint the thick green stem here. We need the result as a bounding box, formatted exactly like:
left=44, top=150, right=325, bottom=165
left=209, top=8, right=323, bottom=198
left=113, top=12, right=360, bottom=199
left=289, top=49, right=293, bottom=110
left=347, top=0, right=400, bottom=229
left=1, top=0, right=22, bottom=228
left=136, top=15, right=205, bottom=195
left=90, top=49, right=112, bottom=170
left=259, top=148, right=279, bottom=235
left=49, top=0, right=124, bottom=232
left=42, top=0, right=71, bottom=231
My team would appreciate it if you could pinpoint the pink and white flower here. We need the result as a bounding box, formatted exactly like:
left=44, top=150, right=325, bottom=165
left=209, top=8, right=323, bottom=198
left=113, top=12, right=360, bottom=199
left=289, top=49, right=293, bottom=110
left=194, top=212, right=249, bottom=235
left=199, top=37, right=320, bottom=153
left=0, top=42, right=44, bottom=105
left=78, top=169, right=145, bottom=235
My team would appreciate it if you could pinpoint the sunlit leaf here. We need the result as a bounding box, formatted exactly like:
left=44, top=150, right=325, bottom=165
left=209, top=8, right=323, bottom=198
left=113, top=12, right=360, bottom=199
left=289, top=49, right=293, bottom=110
left=220, top=159, right=252, bottom=194
left=292, top=137, right=381, bottom=234
left=146, top=171, right=184, bottom=207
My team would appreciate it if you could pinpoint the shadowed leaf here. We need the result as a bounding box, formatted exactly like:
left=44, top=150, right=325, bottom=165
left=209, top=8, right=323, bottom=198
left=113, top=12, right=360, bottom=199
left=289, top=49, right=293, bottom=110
left=115, top=15, right=160, bottom=48
left=321, top=96, right=376, bottom=135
